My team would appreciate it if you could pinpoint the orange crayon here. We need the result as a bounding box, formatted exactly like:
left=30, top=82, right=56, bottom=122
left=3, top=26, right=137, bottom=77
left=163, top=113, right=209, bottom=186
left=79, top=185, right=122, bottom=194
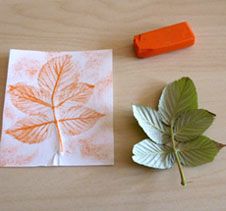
left=134, top=22, right=195, bottom=58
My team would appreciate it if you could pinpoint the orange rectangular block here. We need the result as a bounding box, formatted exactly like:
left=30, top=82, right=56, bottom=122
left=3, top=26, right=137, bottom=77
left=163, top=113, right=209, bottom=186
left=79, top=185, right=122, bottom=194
left=134, top=22, right=195, bottom=58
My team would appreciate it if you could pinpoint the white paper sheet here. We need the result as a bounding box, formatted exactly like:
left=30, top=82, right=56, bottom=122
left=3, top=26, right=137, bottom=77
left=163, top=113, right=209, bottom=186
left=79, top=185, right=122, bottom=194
left=0, top=49, right=113, bottom=166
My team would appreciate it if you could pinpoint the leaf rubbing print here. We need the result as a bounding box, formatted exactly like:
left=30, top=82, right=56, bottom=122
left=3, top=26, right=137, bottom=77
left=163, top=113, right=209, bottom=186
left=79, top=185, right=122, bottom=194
left=59, top=106, right=104, bottom=135
left=8, top=83, right=51, bottom=116
left=6, top=55, right=105, bottom=152
left=132, top=77, right=225, bottom=186
left=6, top=117, right=54, bottom=144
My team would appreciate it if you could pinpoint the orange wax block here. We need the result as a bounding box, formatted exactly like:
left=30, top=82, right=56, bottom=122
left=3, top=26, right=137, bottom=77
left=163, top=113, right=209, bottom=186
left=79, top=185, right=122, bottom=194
left=134, top=22, right=195, bottom=58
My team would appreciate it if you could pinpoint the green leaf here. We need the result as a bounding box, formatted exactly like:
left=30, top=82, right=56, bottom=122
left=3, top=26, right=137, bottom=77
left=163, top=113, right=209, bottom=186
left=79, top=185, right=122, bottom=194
left=158, top=77, right=198, bottom=125
left=133, top=105, right=170, bottom=144
left=132, top=77, right=225, bottom=186
left=132, top=139, right=175, bottom=169
left=177, top=136, right=222, bottom=167
left=174, top=109, right=215, bottom=142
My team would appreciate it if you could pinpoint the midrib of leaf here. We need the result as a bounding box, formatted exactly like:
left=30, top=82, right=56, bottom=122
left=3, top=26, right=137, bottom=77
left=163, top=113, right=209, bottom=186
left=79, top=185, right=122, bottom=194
left=19, top=121, right=54, bottom=130
left=51, top=60, right=67, bottom=153
left=59, top=116, right=103, bottom=122
left=24, top=94, right=51, bottom=108
left=7, top=121, right=54, bottom=132
left=9, top=85, right=52, bottom=108
left=170, top=124, right=187, bottom=186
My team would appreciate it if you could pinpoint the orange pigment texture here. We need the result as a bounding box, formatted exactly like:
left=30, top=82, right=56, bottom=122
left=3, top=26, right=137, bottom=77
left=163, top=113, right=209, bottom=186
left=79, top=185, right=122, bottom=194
left=134, top=22, right=195, bottom=58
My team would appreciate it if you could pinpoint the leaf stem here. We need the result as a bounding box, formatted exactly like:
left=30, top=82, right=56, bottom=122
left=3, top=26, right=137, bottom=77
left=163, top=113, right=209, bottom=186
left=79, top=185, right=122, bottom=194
left=52, top=106, right=64, bottom=153
left=51, top=63, right=66, bottom=153
left=170, top=124, right=187, bottom=186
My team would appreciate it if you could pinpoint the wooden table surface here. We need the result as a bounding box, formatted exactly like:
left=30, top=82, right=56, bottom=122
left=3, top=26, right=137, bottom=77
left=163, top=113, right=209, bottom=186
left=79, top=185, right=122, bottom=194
left=0, top=0, right=226, bottom=210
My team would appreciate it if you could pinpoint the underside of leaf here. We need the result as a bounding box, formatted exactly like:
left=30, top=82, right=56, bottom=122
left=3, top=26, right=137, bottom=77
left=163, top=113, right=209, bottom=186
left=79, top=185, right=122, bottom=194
left=132, top=105, right=170, bottom=144
left=132, top=139, right=175, bottom=169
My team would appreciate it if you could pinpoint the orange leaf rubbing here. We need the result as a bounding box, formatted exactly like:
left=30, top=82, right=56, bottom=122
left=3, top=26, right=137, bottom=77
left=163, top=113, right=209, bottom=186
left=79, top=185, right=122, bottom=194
left=6, top=54, right=105, bottom=154
left=59, top=106, right=105, bottom=136
left=6, top=117, right=54, bottom=144
left=37, top=55, right=81, bottom=152
left=8, top=83, right=51, bottom=116
left=38, top=55, right=79, bottom=98
left=56, top=82, right=94, bottom=108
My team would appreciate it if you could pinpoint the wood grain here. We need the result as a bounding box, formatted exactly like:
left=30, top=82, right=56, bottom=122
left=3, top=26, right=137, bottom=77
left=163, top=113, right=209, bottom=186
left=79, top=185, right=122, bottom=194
left=0, top=0, right=226, bottom=210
